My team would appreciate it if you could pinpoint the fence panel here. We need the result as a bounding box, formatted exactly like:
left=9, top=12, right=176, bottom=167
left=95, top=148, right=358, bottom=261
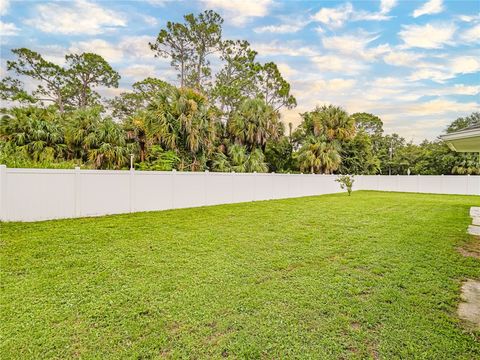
left=205, top=172, right=233, bottom=206
left=133, top=171, right=172, bottom=212
left=79, top=170, right=130, bottom=217
left=5, top=169, right=75, bottom=221
left=0, top=165, right=478, bottom=222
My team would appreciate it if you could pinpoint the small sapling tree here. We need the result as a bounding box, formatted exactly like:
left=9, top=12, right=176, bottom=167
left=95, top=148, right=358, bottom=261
left=336, top=175, right=354, bottom=196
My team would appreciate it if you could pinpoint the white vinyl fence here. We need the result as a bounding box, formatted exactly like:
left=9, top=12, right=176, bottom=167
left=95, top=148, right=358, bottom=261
left=0, top=165, right=478, bottom=222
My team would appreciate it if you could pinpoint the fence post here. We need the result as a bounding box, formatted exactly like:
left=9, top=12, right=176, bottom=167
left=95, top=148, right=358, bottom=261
left=129, top=168, right=135, bottom=213
left=171, top=169, right=176, bottom=209
left=253, top=171, right=257, bottom=201
left=0, top=165, right=7, bottom=221
left=231, top=171, right=235, bottom=203
left=271, top=172, right=275, bottom=200
left=288, top=172, right=292, bottom=198
left=74, top=167, right=81, bottom=217
left=204, top=170, right=209, bottom=206
left=466, top=174, right=469, bottom=195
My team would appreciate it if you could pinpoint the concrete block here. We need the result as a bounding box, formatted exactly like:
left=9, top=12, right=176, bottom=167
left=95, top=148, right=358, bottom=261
left=468, top=225, right=480, bottom=236
left=471, top=207, right=480, bottom=218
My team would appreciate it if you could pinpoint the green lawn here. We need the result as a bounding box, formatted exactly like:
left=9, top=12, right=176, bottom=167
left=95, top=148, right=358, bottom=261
left=1, top=191, right=479, bottom=359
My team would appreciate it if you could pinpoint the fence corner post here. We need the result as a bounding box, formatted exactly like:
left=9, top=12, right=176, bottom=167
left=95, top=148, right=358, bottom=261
left=0, top=165, right=7, bottom=221
left=129, top=167, right=135, bottom=213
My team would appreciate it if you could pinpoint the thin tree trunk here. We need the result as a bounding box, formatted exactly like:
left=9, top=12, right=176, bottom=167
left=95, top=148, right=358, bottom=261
left=57, top=94, right=64, bottom=114
left=81, top=82, right=88, bottom=108
left=140, top=141, right=145, bottom=162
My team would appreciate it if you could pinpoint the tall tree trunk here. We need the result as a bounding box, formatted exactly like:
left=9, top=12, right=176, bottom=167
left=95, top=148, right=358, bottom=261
left=196, top=54, right=203, bottom=91
left=57, top=94, right=64, bottom=114
left=180, top=60, right=185, bottom=88
left=81, top=82, right=87, bottom=108
left=140, top=141, right=146, bottom=162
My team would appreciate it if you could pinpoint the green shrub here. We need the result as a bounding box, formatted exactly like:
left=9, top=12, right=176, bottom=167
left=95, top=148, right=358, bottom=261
left=335, top=174, right=355, bottom=196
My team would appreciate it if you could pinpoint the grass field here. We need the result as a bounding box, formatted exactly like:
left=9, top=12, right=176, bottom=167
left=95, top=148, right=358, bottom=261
left=1, top=191, right=479, bottom=359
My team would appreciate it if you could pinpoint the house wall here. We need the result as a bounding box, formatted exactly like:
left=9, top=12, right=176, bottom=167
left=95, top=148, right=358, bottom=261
left=0, top=165, right=478, bottom=222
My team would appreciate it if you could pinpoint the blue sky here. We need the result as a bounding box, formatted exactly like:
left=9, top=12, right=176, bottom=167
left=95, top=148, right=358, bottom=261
left=1, top=0, right=479, bottom=141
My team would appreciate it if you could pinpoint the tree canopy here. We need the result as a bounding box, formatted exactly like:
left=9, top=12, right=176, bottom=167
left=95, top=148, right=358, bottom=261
left=0, top=10, right=478, bottom=175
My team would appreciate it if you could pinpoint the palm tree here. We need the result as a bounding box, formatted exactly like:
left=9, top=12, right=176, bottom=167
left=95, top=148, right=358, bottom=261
left=303, top=105, right=355, bottom=142
left=0, top=107, right=66, bottom=162
left=65, top=107, right=130, bottom=169
left=227, top=144, right=268, bottom=173
left=86, top=118, right=131, bottom=169
left=142, top=87, right=218, bottom=171
left=210, top=151, right=231, bottom=172
left=227, top=98, right=283, bottom=151
left=297, top=136, right=341, bottom=174
left=228, top=144, right=248, bottom=173
left=245, top=148, right=268, bottom=172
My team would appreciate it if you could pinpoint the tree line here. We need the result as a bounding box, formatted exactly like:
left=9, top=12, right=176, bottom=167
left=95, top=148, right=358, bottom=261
left=0, top=10, right=478, bottom=175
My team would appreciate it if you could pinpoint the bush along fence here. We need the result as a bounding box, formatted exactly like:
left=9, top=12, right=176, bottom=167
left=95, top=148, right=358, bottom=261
left=0, top=165, right=478, bottom=222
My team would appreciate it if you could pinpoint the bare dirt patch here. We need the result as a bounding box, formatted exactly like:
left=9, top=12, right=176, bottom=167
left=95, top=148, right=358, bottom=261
left=350, top=322, right=361, bottom=330
left=458, top=279, right=480, bottom=330
left=457, top=238, right=480, bottom=259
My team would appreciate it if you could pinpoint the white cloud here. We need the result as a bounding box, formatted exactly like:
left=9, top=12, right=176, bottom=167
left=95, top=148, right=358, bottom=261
left=97, top=87, right=130, bottom=99
left=380, top=0, right=397, bottom=14
left=399, top=23, right=456, bottom=49
left=69, top=39, right=124, bottom=63
left=280, top=108, right=304, bottom=128
left=0, top=21, right=19, bottom=36
left=122, top=64, right=157, bottom=80
left=254, top=23, right=304, bottom=34
left=118, top=36, right=155, bottom=59
left=408, top=99, right=478, bottom=115
left=36, top=45, right=69, bottom=65
left=311, top=54, right=367, bottom=75
left=321, top=32, right=390, bottom=61
left=372, top=77, right=408, bottom=88
left=308, top=78, right=357, bottom=92
left=461, top=24, right=480, bottom=43
left=312, top=1, right=397, bottom=28
left=354, top=0, right=398, bottom=21
left=322, top=32, right=377, bottom=53
left=433, top=84, right=480, bottom=96
left=144, top=0, right=169, bottom=6
left=383, top=50, right=424, bottom=66
left=408, top=56, right=480, bottom=82
left=0, top=0, right=9, bottom=15
left=253, top=41, right=316, bottom=57
left=450, top=56, right=480, bottom=74
left=312, top=3, right=353, bottom=29
left=412, top=0, right=444, bottom=18
left=276, top=63, right=298, bottom=79
left=69, top=36, right=155, bottom=63
left=254, top=15, right=310, bottom=34
left=200, top=0, right=273, bottom=26
left=458, top=14, right=480, bottom=23
left=142, top=15, right=158, bottom=27
left=408, top=68, right=451, bottom=82
left=24, top=0, right=126, bottom=35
